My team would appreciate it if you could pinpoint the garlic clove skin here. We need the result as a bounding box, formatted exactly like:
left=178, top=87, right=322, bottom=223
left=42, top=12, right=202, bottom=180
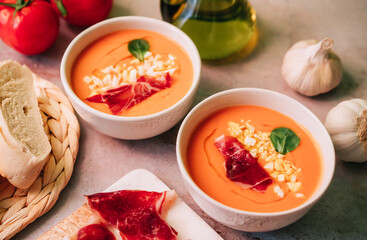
left=282, top=38, right=343, bottom=96
left=325, top=99, right=367, bottom=162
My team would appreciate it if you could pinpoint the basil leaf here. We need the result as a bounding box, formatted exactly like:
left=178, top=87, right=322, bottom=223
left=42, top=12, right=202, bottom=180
left=270, top=127, right=300, bottom=154
left=128, top=39, right=150, bottom=62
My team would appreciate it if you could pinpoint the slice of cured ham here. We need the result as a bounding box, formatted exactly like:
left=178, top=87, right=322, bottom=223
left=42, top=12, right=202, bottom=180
left=86, top=73, right=172, bottom=115
left=215, top=135, right=273, bottom=192
left=76, top=190, right=178, bottom=240
left=77, top=224, right=116, bottom=240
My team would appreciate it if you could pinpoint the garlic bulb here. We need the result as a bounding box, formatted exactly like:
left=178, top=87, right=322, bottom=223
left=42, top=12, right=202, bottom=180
left=325, top=99, right=367, bottom=162
left=281, top=38, right=342, bottom=96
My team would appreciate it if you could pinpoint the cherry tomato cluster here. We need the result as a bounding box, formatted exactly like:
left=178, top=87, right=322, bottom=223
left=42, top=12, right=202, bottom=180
left=0, top=0, right=113, bottom=55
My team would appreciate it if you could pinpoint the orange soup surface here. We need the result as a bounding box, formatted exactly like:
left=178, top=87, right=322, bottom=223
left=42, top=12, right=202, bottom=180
left=187, top=105, right=323, bottom=213
left=71, top=29, right=193, bottom=117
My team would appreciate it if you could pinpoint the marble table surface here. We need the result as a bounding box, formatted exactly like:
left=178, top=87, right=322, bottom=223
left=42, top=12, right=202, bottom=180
left=1, top=0, right=366, bottom=239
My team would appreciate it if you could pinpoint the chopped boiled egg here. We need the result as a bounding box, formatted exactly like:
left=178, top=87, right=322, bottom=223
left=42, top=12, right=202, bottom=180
left=228, top=120, right=303, bottom=197
left=274, top=185, right=284, bottom=198
left=83, top=52, right=178, bottom=94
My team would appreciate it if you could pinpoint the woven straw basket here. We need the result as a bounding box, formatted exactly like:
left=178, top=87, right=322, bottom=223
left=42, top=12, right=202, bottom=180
left=0, top=75, right=80, bottom=240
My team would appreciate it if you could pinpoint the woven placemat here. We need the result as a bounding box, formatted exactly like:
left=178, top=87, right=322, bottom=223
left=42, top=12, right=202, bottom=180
left=0, top=74, right=80, bottom=240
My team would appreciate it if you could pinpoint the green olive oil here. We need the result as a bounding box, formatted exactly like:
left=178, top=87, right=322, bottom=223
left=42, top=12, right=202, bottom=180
left=161, top=0, right=256, bottom=60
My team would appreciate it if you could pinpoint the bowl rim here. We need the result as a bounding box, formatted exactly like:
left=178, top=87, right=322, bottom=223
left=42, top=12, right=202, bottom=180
left=60, top=16, right=201, bottom=122
left=176, top=88, right=335, bottom=217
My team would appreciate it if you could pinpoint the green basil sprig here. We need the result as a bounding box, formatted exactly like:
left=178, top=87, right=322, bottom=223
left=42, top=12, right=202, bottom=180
left=270, top=127, right=300, bottom=155
left=128, top=39, right=150, bottom=62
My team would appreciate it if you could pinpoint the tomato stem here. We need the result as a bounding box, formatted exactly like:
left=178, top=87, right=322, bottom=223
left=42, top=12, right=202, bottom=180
left=52, top=0, right=67, bottom=17
left=0, top=2, right=18, bottom=8
left=0, top=0, right=33, bottom=24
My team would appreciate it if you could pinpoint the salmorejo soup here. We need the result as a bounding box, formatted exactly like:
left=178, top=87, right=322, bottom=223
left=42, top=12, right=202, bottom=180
left=71, top=29, right=193, bottom=117
left=187, top=105, right=323, bottom=213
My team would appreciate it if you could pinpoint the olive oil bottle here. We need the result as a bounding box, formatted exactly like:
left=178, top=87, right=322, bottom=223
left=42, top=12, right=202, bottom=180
left=161, top=0, right=256, bottom=60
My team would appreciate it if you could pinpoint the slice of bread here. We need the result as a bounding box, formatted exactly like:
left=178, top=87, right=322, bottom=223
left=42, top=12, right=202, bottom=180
left=0, top=60, right=51, bottom=189
left=38, top=204, right=93, bottom=240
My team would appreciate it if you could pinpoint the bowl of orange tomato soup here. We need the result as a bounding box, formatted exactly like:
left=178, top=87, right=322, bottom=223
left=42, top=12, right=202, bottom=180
left=176, top=88, right=335, bottom=231
left=60, top=16, right=200, bottom=139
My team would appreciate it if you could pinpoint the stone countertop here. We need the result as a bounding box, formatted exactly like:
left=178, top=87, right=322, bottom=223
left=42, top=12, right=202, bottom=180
left=1, top=0, right=366, bottom=239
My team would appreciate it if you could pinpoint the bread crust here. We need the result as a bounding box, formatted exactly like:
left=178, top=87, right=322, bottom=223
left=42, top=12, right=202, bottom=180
left=0, top=60, right=51, bottom=189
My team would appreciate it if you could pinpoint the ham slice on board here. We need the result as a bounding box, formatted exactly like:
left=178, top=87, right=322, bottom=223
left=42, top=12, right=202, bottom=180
left=86, top=73, right=172, bottom=115
left=215, top=135, right=273, bottom=192
left=38, top=169, right=223, bottom=240
left=77, top=223, right=115, bottom=240
left=73, top=190, right=177, bottom=240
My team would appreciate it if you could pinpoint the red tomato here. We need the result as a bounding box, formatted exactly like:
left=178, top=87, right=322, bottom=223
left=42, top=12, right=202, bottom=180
left=0, top=0, right=59, bottom=55
left=51, top=0, right=113, bottom=27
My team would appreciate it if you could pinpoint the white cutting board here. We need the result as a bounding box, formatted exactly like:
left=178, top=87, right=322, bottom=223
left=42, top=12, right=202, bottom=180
left=104, top=169, right=223, bottom=240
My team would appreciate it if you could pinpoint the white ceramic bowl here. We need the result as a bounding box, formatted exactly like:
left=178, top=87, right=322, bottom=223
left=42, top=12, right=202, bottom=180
left=176, top=88, right=335, bottom=232
left=60, top=16, right=201, bottom=139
